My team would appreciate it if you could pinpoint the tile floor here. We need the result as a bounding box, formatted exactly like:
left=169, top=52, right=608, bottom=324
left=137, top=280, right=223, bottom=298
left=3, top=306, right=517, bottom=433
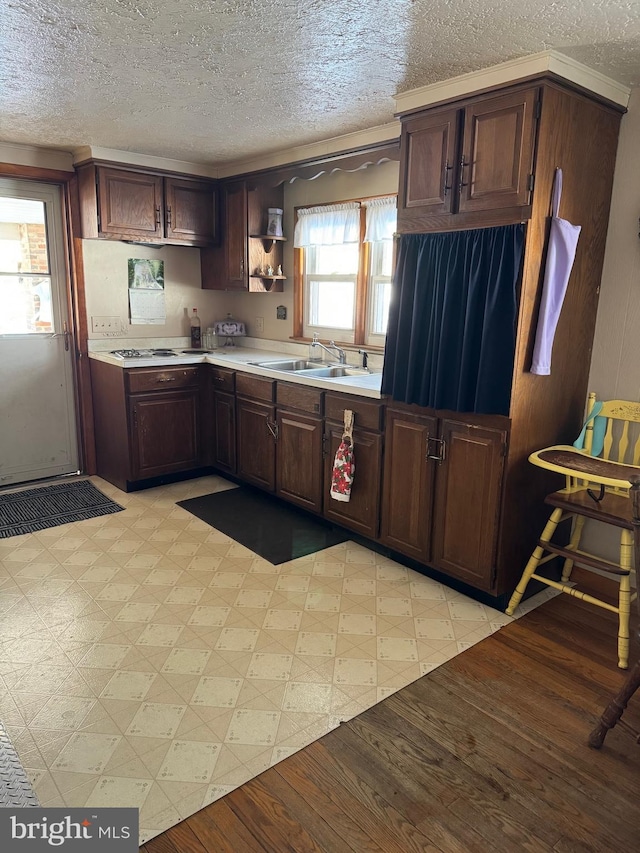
left=0, top=475, right=554, bottom=844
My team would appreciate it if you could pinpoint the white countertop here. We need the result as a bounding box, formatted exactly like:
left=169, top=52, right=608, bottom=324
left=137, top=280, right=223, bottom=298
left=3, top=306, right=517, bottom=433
left=88, top=346, right=383, bottom=399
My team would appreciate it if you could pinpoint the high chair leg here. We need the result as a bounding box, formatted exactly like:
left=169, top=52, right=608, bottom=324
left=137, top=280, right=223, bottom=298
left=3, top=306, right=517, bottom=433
left=506, top=507, right=564, bottom=616
left=561, top=514, right=585, bottom=583
left=617, top=531, right=632, bottom=669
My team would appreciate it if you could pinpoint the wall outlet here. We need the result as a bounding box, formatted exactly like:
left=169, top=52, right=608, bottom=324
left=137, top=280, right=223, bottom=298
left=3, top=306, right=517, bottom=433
left=254, top=317, right=264, bottom=333
left=92, top=316, right=123, bottom=335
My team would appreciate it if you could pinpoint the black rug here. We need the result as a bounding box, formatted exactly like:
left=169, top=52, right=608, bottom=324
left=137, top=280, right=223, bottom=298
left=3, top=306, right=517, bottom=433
left=177, top=486, right=349, bottom=564
left=0, top=480, right=124, bottom=539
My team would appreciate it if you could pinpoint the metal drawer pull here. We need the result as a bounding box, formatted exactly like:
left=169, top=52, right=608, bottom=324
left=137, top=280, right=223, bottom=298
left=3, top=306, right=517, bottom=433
left=156, top=377, right=176, bottom=383
left=426, top=436, right=446, bottom=463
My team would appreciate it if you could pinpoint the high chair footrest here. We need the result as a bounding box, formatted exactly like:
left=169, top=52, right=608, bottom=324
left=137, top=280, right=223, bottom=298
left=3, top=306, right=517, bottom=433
left=538, top=541, right=631, bottom=575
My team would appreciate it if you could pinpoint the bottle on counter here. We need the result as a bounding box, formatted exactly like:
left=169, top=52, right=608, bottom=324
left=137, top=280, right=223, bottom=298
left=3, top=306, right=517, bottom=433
left=190, top=308, right=201, bottom=348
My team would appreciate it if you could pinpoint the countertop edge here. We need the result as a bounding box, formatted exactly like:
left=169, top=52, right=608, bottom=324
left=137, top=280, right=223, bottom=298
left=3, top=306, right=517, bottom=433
left=88, top=349, right=383, bottom=400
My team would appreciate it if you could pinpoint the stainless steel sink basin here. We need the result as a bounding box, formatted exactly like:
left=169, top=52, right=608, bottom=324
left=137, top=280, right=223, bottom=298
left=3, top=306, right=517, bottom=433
left=248, top=359, right=378, bottom=379
left=249, top=359, right=332, bottom=371
left=295, top=366, right=374, bottom=378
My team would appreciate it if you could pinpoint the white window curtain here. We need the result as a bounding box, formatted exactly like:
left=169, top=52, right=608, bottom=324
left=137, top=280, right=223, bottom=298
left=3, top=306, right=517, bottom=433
left=294, top=203, right=360, bottom=247
left=363, top=196, right=397, bottom=242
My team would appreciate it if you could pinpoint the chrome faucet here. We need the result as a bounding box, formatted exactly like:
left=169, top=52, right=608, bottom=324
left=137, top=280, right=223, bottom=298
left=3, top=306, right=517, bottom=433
left=310, top=337, right=347, bottom=364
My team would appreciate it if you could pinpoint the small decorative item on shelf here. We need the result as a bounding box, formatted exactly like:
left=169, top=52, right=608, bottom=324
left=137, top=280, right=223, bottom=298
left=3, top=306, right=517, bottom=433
left=276, top=264, right=283, bottom=276
left=267, top=208, right=283, bottom=237
left=213, top=313, right=246, bottom=347
left=266, top=265, right=274, bottom=276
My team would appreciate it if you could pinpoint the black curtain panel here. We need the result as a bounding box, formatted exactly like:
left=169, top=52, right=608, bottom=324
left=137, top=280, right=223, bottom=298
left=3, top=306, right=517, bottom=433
left=381, top=224, right=525, bottom=416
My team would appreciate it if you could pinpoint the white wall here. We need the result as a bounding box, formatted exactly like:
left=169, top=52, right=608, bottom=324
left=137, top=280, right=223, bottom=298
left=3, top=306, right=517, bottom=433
left=582, top=87, right=640, bottom=560
left=588, top=87, right=640, bottom=398
left=82, top=240, right=226, bottom=342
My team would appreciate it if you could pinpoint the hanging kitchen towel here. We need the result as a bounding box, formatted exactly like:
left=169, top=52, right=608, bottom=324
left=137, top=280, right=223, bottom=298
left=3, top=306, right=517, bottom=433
left=330, top=410, right=355, bottom=502
left=530, top=168, right=581, bottom=375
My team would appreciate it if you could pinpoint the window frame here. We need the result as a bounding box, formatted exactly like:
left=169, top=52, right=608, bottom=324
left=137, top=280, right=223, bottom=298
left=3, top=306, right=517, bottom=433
left=293, top=194, right=395, bottom=350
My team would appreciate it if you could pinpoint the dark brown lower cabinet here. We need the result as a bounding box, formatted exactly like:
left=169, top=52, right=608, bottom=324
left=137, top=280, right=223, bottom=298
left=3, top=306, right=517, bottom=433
left=207, top=367, right=236, bottom=474
left=129, top=390, right=200, bottom=480
left=324, top=424, right=382, bottom=540
left=380, top=407, right=438, bottom=562
left=90, top=360, right=202, bottom=491
left=276, top=409, right=323, bottom=513
left=236, top=397, right=276, bottom=491
left=431, top=419, right=507, bottom=590
left=380, top=406, right=507, bottom=592
left=212, top=391, right=236, bottom=474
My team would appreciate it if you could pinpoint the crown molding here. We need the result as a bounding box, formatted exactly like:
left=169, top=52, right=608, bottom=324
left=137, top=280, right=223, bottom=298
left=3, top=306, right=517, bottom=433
left=394, top=50, right=631, bottom=115
left=216, top=122, right=401, bottom=179
left=0, top=142, right=75, bottom=172
left=71, top=146, right=219, bottom=178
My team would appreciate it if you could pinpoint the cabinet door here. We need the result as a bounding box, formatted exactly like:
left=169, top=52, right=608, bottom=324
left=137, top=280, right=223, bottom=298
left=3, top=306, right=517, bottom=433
left=431, top=419, right=506, bottom=591
left=129, top=389, right=200, bottom=480
left=236, top=398, right=276, bottom=491
left=224, top=182, right=248, bottom=289
left=165, top=177, right=218, bottom=245
left=458, top=88, right=538, bottom=213
left=399, top=108, right=459, bottom=216
left=380, top=409, right=438, bottom=563
left=324, top=425, right=382, bottom=540
left=212, top=391, right=236, bottom=474
left=276, top=410, right=323, bottom=513
left=97, top=167, right=164, bottom=239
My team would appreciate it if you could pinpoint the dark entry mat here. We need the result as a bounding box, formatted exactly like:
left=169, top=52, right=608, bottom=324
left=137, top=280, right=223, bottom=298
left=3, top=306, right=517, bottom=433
left=0, top=480, right=124, bottom=539
left=0, top=722, right=39, bottom=807
left=177, top=486, right=349, bottom=564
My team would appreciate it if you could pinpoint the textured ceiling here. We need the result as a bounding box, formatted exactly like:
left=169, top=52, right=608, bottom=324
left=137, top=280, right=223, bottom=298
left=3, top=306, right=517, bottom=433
left=1, top=0, right=639, bottom=166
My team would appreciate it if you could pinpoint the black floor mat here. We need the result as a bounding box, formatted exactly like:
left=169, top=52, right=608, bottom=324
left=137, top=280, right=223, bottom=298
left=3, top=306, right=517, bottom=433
left=0, top=479, right=124, bottom=538
left=177, top=486, right=348, bottom=564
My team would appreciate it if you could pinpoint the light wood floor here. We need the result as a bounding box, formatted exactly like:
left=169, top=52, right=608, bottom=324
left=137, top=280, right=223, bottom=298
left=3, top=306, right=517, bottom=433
left=141, top=594, right=640, bottom=852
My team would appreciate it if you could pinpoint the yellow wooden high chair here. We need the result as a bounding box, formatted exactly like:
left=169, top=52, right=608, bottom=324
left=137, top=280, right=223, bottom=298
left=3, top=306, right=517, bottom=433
left=506, top=392, right=640, bottom=669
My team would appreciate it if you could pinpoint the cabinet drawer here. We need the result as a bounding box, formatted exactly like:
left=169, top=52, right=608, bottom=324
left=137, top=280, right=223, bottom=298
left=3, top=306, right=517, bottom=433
left=236, top=372, right=275, bottom=402
left=209, top=366, right=235, bottom=393
left=325, top=393, right=383, bottom=432
left=126, top=366, right=200, bottom=393
left=277, top=382, right=323, bottom=415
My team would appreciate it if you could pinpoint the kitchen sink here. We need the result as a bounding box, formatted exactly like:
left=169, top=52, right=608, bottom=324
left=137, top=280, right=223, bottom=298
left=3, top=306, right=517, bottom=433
left=296, top=366, right=374, bottom=378
left=248, top=359, right=332, bottom=371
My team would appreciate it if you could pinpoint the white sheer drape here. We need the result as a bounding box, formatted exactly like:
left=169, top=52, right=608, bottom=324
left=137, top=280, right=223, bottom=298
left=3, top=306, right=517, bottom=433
left=294, top=203, right=360, bottom=247
left=363, top=196, right=397, bottom=242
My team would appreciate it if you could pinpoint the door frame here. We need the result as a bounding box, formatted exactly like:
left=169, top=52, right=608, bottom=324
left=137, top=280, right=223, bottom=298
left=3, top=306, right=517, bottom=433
left=0, top=161, right=96, bottom=475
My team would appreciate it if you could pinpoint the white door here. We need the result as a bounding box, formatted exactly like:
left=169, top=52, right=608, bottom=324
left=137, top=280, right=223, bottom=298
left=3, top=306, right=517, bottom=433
left=0, top=178, right=79, bottom=487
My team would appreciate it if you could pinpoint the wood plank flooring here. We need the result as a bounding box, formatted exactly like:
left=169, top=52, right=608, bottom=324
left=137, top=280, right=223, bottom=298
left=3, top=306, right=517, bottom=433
left=141, top=595, right=640, bottom=852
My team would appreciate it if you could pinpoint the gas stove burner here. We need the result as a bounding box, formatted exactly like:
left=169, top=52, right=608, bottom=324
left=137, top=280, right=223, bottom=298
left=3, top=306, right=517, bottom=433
left=151, top=349, right=177, bottom=357
left=110, top=349, right=145, bottom=358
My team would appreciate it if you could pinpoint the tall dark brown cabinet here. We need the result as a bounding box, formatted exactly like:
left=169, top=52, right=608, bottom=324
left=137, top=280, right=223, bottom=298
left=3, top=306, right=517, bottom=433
left=382, top=75, right=624, bottom=602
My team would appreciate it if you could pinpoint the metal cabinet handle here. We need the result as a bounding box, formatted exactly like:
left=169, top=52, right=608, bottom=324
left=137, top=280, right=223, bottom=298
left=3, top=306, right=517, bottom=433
left=459, top=155, right=469, bottom=192
left=443, top=160, right=453, bottom=196
left=267, top=421, right=278, bottom=440
left=156, top=377, right=176, bottom=383
left=426, top=436, right=446, bottom=463
left=166, top=205, right=172, bottom=227
left=155, top=205, right=161, bottom=227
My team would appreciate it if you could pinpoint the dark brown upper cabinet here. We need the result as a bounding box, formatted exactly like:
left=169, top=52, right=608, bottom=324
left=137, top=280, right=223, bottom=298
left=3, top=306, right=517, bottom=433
left=398, top=86, right=539, bottom=231
left=201, top=180, right=286, bottom=292
left=77, top=163, right=218, bottom=246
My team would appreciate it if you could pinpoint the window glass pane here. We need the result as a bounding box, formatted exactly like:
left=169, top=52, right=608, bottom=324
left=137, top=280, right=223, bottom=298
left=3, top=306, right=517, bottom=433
left=369, top=278, right=391, bottom=336
left=370, top=240, right=393, bottom=277
left=0, top=274, right=54, bottom=333
left=0, top=197, right=49, bottom=275
left=308, top=243, right=359, bottom=275
left=307, top=278, right=355, bottom=330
